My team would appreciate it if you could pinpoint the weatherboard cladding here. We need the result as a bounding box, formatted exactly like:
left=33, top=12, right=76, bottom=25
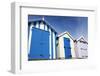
left=75, top=37, right=88, bottom=58
left=28, top=20, right=57, bottom=59
left=57, top=32, right=76, bottom=59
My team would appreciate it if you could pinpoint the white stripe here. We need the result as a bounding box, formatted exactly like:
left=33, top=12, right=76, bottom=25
left=58, top=37, right=65, bottom=58
left=45, top=24, right=48, bottom=31
left=40, top=22, right=44, bottom=30
left=28, top=25, right=33, bottom=54
left=35, top=22, right=39, bottom=28
left=49, top=28, right=52, bottom=59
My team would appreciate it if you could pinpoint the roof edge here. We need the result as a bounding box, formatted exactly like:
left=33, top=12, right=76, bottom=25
left=58, top=31, right=74, bottom=40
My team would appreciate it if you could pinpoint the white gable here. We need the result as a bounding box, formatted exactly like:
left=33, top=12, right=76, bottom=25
left=58, top=31, right=74, bottom=41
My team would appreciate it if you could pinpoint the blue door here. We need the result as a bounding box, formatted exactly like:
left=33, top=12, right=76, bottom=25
left=41, top=30, right=50, bottom=59
left=28, top=28, right=50, bottom=60
left=64, top=37, right=72, bottom=59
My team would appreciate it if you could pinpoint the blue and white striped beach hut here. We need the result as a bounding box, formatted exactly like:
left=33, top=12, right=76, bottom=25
left=28, top=17, right=57, bottom=60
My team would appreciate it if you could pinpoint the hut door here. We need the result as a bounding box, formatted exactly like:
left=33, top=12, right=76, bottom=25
left=64, top=37, right=72, bottom=59
left=28, top=28, right=49, bottom=60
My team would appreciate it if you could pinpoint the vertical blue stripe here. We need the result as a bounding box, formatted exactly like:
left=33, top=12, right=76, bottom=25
left=44, top=23, right=45, bottom=30
left=47, top=26, right=49, bottom=31
left=28, top=24, right=30, bottom=39
left=51, top=30, right=53, bottom=59
left=55, top=33, right=57, bottom=59
left=34, top=22, right=36, bottom=28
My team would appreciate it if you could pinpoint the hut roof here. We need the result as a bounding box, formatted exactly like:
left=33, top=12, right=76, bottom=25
left=58, top=31, right=74, bottom=41
left=28, top=19, right=57, bottom=34
left=77, top=36, right=88, bottom=44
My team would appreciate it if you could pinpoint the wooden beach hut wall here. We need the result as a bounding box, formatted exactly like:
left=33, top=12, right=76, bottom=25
left=74, top=36, right=88, bottom=59
left=56, top=31, right=76, bottom=59
left=28, top=18, right=57, bottom=60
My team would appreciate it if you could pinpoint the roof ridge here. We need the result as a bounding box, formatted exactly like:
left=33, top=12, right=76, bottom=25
left=58, top=31, right=74, bottom=40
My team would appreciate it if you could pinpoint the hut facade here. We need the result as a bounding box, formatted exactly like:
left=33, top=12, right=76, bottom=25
left=56, top=31, right=76, bottom=59
left=28, top=18, right=57, bottom=60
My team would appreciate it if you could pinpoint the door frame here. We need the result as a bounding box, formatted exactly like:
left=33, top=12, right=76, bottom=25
left=64, top=37, right=72, bottom=59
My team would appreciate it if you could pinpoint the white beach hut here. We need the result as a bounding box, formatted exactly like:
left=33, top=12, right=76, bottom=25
left=56, top=31, right=76, bottom=59
left=74, top=36, right=88, bottom=59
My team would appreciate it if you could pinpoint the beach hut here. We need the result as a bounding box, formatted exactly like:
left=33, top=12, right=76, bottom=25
left=28, top=18, right=57, bottom=60
left=74, top=36, right=88, bottom=59
left=56, top=31, right=76, bottom=59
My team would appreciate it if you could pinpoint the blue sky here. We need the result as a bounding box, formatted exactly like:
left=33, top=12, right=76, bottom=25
left=28, top=15, right=88, bottom=41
